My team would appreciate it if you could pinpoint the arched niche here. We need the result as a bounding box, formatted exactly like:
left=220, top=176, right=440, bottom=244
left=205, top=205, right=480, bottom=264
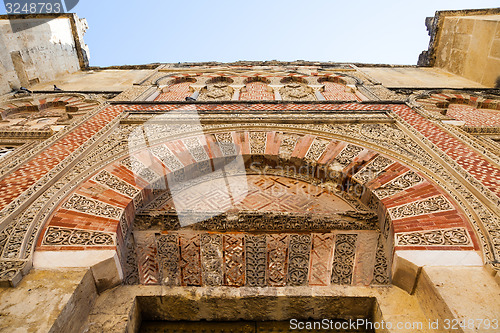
left=155, top=77, right=197, bottom=101
left=240, top=77, right=274, bottom=100
left=317, top=76, right=362, bottom=101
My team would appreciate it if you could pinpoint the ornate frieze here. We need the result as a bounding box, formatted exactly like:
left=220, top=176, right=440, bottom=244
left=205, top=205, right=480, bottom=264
left=373, top=171, right=424, bottom=199
left=42, top=226, right=114, bottom=246
left=150, top=145, right=184, bottom=171
left=388, top=195, right=453, bottom=220
left=62, top=194, right=122, bottom=219
left=305, top=138, right=330, bottom=162
left=134, top=211, right=379, bottom=232
left=92, top=170, right=140, bottom=198
left=396, top=228, right=471, bottom=246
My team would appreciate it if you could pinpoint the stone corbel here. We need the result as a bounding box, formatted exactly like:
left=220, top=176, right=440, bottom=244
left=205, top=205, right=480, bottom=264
left=189, top=85, right=205, bottom=100
left=269, top=85, right=283, bottom=100
left=310, top=85, right=326, bottom=101
left=230, top=85, right=244, bottom=101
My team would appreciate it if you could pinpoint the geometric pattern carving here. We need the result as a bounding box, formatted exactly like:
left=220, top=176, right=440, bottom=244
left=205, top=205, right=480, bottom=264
left=62, top=194, right=122, bottom=219
left=267, top=234, right=289, bottom=287
left=287, top=234, right=311, bottom=286
left=200, top=233, right=223, bottom=286
left=135, top=233, right=160, bottom=285
left=396, top=228, right=471, bottom=246
left=388, top=195, right=454, bottom=220
left=123, top=236, right=139, bottom=285
left=373, top=170, right=424, bottom=199
left=92, top=170, right=140, bottom=198
left=245, top=234, right=267, bottom=287
left=42, top=226, right=114, bottom=246
left=123, top=231, right=389, bottom=287
left=223, top=234, right=245, bottom=286
left=155, top=234, right=180, bottom=286
left=179, top=233, right=202, bottom=286
left=309, top=233, right=335, bottom=286
left=331, top=234, right=357, bottom=285
left=353, top=155, right=394, bottom=184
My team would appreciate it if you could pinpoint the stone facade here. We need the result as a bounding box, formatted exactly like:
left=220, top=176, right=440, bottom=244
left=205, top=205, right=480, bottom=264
left=0, top=9, right=499, bottom=333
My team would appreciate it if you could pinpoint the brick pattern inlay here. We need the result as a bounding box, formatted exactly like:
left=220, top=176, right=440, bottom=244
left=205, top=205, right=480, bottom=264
left=0, top=104, right=123, bottom=210
left=393, top=104, right=500, bottom=197
left=322, top=82, right=360, bottom=101
left=239, top=82, right=274, bottom=100
left=132, top=231, right=381, bottom=287
left=155, top=82, right=192, bottom=101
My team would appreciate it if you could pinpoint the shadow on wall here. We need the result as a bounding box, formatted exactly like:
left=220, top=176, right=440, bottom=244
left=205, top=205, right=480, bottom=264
left=495, top=77, right=500, bottom=89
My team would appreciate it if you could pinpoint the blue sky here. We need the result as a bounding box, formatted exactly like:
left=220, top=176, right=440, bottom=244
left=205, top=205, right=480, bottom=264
left=3, top=1, right=500, bottom=66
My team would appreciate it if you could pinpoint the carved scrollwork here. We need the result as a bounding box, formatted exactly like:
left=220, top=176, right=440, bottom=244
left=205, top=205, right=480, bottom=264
left=334, top=144, right=364, bottom=168
left=279, top=133, right=300, bottom=159
left=155, top=234, right=180, bottom=286
left=249, top=132, right=267, bottom=155
left=388, top=195, right=453, bottom=220
left=353, top=155, right=394, bottom=184
left=42, top=226, right=114, bottom=246
left=280, top=83, right=315, bottom=101
left=200, top=233, right=223, bottom=286
left=373, top=171, right=424, bottom=199
left=62, top=194, right=123, bottom=219
left=245, top=234, right=266, bottom=286
left=396, top=228, right=471, bottom=246
left=93, top=170, right=139, bottom=198
left=287, top=234, right=311, bottom=286
left=331, top=234, right=357, bottom=285
left=305, top=138, right=330, bottom=161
